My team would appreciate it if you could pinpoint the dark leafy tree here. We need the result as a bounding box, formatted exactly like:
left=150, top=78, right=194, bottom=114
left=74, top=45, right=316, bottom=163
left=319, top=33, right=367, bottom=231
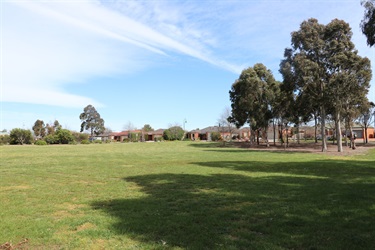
left=46, top=120, right=61, bottom=135
left=9, top=128, right=33, bottom=145
left=55, top=129, right=75, bottom=144
left=32, top=119, right=46, bottom=139
left=163, top=126, right=185, bottom=141
left=80, top=105, right=105, bottom=138
left=142, top=124, right=154, bottom=132
left=289, top=18, right=372, bottom=152
left=229, top=63, right=279, bottom=146
left=361, top=0, right=375, bottom=47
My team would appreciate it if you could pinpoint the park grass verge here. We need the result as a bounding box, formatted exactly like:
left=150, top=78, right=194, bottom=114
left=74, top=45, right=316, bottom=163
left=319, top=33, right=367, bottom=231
left=1, top=142, right=375, bottom=249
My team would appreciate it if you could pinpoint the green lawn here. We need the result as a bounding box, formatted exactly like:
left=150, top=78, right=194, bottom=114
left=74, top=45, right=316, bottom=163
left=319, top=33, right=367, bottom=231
left=1, top=142, right=375, bottom=249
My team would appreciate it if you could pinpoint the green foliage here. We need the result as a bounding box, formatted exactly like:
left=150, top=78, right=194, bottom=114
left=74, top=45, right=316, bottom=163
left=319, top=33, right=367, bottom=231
left=286, top=18, right=372, bottom=152
left=211, top=132, right=222, bottom=141
left=229, top=64, right=279, bottom=145
left=81, top=139, right=90, bottom=144
left=163, top=126, right=185, bottom=141
left=44, top=134, right=57, bottom=144
left=32, top=119, right=46, bottom=139
left=361, top=0, right=375, bottom=47
left=35, top=140, right=47, bottom=146
left=0, top=134, right=10, bottom=145
left=72, top=132, right=89, bottom=143
left=94, top=139, right=102, bottom=144
left=142, top=124, right=154, bottom=132
left=9, top=128, right=33, bottom=145
left=46, top=120, right=61, bottom=135
left=80, top=105, right=105, bottom=137
left=129, top=132, right=141, bottom=142
left=55, top=129, right=75, bottom=144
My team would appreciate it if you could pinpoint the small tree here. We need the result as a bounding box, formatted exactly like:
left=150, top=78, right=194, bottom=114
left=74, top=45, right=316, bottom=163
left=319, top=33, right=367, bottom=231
left=211, top=132, right=222, bottom=141
left=80, top=105, right=105, bottom=138
left=9, top=128, right=33, bottom=145
left=163, top=126, right=184, bottom=141
left=32, top=119, right=46, bottom=139
left=46, top=120, right=62, bottom=135
left=142, top=124, right=154, bottom=132
left=0, top=134, right=10, bottom=145
left=55, top=129, right=75, bottom=144
left=218, top=107, right=236, bottom=139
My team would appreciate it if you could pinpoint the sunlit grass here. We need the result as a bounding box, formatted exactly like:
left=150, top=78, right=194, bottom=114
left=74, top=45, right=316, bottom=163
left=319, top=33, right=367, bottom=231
left=1, top=142, right=375, bottom=249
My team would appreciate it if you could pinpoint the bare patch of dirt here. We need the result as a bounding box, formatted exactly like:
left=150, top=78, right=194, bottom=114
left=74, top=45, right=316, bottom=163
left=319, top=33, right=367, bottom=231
left=76, top=222, right=96, bottom=232
left=0, top=186, right=31, bottom=192
left=0, top=239, right=29, bottom=250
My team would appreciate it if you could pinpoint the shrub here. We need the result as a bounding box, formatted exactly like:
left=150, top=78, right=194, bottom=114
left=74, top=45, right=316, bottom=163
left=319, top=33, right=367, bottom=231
left=0, top=134, right=10, bottom=145
left=44, top=134, right=58, bottom=144
left=55, top=129, right=75, bottom=144
left=9, top=128, right=33, bottom=145
left=35, top=140, right=47, bottom=145
left=94, top=139, right=102, bottom=144
left=72, top=132, right=89, bottom=143
left=81, top=139, right=90, bottom=144
left=211, top=132, right=222, bottom=141
left=163, top=126, right=185, bottom=141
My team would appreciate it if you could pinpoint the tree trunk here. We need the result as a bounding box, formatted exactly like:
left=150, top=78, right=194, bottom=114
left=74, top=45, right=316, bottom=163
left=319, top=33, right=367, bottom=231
left=349, top=124, right=356, bottom=149
left=256, top=130, right=260, bottom=145
left=364, top=125, right=368, bottom=144
left=297, top=122, right=300, bottom=144
left=335, top=112, right=343, bottom=152
left=314, top=115, right=318, bottom=143
left=321, top=106, right=327, bottom=152
left=273, top=120, right=276, bottom=146
left=264, top=127, right=269, bottom=147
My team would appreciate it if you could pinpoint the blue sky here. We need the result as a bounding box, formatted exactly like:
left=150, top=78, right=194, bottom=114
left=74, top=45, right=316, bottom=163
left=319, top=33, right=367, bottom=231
left=1, top=0, right=374, bottom=132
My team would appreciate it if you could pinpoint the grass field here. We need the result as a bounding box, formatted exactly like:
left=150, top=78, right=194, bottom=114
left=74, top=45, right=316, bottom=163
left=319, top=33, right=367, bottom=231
left=1, top=142, right=375, bottom=249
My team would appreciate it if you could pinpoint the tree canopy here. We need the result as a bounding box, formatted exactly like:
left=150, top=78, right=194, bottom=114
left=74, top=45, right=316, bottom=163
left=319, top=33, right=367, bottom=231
left=284, top=18, right=372, bottom=152
left=361, top=0, right=375, bottom=47
left=32, top=119, right=46, bottom=139
left=79, top=105, right=105, bottom=137
left=229, top=63, right=279, bottom=146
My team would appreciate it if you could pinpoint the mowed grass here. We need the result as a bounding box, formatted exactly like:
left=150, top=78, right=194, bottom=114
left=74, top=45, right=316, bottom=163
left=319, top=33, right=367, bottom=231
left=1, top=142, right=375, bottom=249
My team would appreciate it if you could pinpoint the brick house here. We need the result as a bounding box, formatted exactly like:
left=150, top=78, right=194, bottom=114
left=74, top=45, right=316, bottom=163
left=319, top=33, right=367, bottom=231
left=187, top=126, right=251, bottom=141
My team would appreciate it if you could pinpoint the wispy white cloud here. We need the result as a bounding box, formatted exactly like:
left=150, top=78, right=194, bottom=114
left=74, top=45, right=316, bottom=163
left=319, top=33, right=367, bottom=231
left=2, top=0, right=374, bottom=112
left=2, top=0, right=244, bottom=109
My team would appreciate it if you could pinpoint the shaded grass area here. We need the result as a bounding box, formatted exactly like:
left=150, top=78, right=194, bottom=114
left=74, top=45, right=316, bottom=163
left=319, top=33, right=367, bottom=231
left=1, top=142, right=375, bottom=249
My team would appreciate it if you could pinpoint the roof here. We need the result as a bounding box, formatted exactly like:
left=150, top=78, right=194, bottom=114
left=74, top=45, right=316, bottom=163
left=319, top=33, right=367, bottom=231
left=190, top=126, right=249, bottom=134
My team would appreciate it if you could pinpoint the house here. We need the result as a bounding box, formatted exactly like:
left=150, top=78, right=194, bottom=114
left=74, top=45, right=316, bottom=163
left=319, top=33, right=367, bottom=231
left=187, top=126, right=251, bottom=141
left=109, top=129, right=165, bottom=142
left=145, top=129, right=165, bottom=141
left=324, top=122, right=374, bottom=140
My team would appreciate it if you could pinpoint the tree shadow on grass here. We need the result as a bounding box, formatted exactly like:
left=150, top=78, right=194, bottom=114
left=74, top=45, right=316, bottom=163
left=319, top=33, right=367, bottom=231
left=188, top=142, right=319, bottom=154
left=92, top=161, right=375, bottom=249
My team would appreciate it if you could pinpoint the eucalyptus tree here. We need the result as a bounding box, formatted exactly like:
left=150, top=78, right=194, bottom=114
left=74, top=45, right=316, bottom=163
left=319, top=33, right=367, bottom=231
left=229, top=63, right=279, bottom=146
left=290, top=18, right=372, bottom=152
left=361, top=0, right=375, bottom=47
left=79, top=105, right=105, bottom=138
left=279, top=48, right=313, bottom=145
left=32, top=119, right=46, bottom=139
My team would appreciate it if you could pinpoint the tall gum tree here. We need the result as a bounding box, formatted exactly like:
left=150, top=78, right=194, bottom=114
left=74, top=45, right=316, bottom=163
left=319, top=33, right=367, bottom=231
left=80, top=105, right=105, bottom=138
left=290, top=18, right=372, bottom=152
